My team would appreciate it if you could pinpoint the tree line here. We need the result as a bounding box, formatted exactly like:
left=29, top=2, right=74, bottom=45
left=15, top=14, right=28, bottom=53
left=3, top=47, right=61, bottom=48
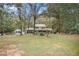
left=0, top=3, right=79, bottom=36
left=48, top=4, right=79, bottom=34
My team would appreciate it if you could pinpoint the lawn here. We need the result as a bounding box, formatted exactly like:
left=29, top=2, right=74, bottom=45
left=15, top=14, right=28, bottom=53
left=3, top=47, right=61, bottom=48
left=0, top=34, right=79, bottom=56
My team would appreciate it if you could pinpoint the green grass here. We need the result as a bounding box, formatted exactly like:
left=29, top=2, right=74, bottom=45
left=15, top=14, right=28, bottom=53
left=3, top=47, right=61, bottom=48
left=0, top=34, right=79, bottom=56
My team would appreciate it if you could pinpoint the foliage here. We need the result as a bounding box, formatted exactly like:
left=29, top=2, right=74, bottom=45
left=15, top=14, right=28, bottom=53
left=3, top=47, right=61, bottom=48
left=48, top=3, right=79, bottom=34
left=0, top=3, right=79, bottom=35
left=4, top=18, right=15, bottom=33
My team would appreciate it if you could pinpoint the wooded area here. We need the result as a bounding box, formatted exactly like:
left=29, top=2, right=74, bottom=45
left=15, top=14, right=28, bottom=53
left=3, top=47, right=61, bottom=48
left=0, top=3, right=79, bottom=35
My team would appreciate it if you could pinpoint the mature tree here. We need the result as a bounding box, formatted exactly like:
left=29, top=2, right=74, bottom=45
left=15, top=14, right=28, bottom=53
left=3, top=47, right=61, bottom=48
left=0, top=4, right=5, bottom=35
left=48, top=4, right=60, bottom=33
left=27, top=3, right=48, bottom=34
left=48, top=3, right=79, bottom=34
left=14, top=3, right=27, bottom=35
left=15, top=4, right=23, bottom=35
left=60, top=4, right=79, bottom=34
left=0, top=4, right=16, bottom=35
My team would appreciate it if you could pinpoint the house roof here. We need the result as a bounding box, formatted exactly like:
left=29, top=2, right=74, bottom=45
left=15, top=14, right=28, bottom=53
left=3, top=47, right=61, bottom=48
left=35, top=24, right=46, bottom=27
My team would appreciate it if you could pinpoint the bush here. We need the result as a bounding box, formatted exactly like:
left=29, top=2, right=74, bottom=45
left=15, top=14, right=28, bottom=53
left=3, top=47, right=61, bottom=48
left=40, top=32, right=45, bottom=36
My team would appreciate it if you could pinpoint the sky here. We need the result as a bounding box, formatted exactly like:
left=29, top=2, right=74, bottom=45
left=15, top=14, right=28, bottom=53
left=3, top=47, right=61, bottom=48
left=3, top=3, right=48, bottom=17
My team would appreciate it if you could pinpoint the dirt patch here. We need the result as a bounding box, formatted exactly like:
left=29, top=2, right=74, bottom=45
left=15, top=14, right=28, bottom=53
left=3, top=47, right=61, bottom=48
left=53, top=43, right=63, bottom=48
left=0, top=44, right=25, bottom=56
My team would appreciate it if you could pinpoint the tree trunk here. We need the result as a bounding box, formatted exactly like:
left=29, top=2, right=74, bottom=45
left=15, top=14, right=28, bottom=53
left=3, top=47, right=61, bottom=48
left=0, top=19, right=4, bottom=36
left=20, top=27, right=23, bottom=35
left=0, top=31, right=4, bottom=36
left=19, top=14, right=23, bottom=35
left=58, top=8, right=61, bottom=33
left=28, top=17, right=30, bottom=33
left=33, top=16, right=36, bottom=34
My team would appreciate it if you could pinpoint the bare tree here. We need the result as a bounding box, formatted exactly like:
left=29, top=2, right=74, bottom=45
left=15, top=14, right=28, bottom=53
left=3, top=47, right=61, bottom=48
left=28, top=3, right=48, bottom=34
left=16, top=4, right=23, bottom=35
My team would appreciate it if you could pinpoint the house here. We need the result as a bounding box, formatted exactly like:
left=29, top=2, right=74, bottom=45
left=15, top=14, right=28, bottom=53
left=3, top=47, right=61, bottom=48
left=26, top=24, right=52, bottom=33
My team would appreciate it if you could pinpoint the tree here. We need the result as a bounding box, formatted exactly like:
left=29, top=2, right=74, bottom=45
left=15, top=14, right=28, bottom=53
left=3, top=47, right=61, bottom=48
left=48, top=4, right=60, bottom=33
left=27, top=3, right=48, bottom=34
left=14, top=3, right=27, bottom=35
left=4, top=17, right=15, bottom=33
left=0, top=4, right=5, bottom=35
left=0, top=4, right=16, bottom=35
left=60, top=4, right=79, bottom=34
left=48, top=3, right=79, bottom=34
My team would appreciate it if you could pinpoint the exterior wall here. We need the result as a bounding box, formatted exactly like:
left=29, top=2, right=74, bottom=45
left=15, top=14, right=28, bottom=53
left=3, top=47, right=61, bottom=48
left=26, top=28, right=52, bottom=33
